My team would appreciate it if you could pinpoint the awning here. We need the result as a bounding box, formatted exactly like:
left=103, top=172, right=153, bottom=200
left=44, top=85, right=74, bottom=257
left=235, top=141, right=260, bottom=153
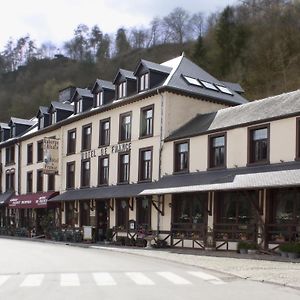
left=8, top=192, right=59, bottom=209
left=139, top=161, right=300, bottom=196
left=49, top=182, right=156, bottom=202
left=0, top=191, right=14, bottom=207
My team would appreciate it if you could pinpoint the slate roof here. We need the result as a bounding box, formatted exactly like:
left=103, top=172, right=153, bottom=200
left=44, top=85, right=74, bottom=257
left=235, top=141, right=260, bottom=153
left=140, top=161, right=300, bottom=195
left=113, top=69, right=135, bottom=84
left=0, top=122, right=10, bottom=129
left=93, top=79, right=115, bottom=92
left=10, top=117, right=36, bottom=127
left=134, top=59, right=172, bottom=75
left=163, top=56, right=248, bottom=106
left=38, top=106, right=49, bottom=116
left=221, top=81, right=245, bottom=94
left=73, top=88, right=93, bottom=99
left=166, top=89, right=300, bottom=141
left=49, top=182, right=156, bottom=202
left=50, top=101, right=74, bottom=112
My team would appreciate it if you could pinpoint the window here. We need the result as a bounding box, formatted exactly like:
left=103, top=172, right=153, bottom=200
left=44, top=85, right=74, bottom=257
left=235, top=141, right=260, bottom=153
left=81, top=159, right=90, bottom=188
left=82, top=124, right=92, bottom=151
left=116, top=198, right=129, bottom=230
left=27, top=143, right=33, bottom=165
left=200, top=80, right=218, bottom=91
left=5, top=146, right=15, bottom=165
left=48, top=174, right=55, bottom=191
left=67, top=129, right=76, bottom=155
left=136, top=197, right=151, bottom=229
left=139, top=148, right=152, bottom=182
left=98, top=156, right=109, bottom=185
left=27, top=172, right=33, bottom=193
left=183, top=75, right=202, bottom=87
left=10, top=125, right=16, bottom=138
left=140, top=105, right=153, bottom=138
left=38, top=116, right=44, bottom=129
left=174, top=141, right=189, bottom=173
left=99, top=118, right=110, bottom=146
left=65, top=201, right=75, bottom=226
left=119, top=112, right=131, bottom=142
left=76, top=99, right=83, bottom=114
left=36, top=170, right=43, bottom=192
left=297, top=118, right=300, bottom=160
left=0, top=129, right=4, bottom=142
left=118, top=81, right=127, bottom=99
left=215, top=84, right=233, bottom=95
left=37, top=140, right=43, bottom=162
left=209, top=134, right=226, bottom=168
left=96, top=91, right=104, bottom=107
left=118, top=152, right=130, bottom=183
left=51, top=111, right=56, bottom=125
left=5, top=172, right=15, bottom=192
left=248, top=125, right=269, bottom=164
left=66, top=162, right=75, bottom=189
left=139, top=73, right=149, bottom=91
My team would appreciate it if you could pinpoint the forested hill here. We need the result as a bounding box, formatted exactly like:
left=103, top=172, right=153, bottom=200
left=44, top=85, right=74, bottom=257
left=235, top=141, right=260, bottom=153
left=0, top=0, right=300, bottom=122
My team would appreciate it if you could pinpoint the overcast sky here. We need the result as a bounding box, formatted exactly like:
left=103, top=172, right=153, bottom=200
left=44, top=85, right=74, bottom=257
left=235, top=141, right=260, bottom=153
left=0, top=0, right=239, bottom=51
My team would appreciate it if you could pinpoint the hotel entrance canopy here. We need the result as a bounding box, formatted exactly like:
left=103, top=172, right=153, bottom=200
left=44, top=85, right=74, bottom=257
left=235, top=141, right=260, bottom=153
left=139, top=162, right=300, bottom=196
left=8, top=192, right=59, bottom=209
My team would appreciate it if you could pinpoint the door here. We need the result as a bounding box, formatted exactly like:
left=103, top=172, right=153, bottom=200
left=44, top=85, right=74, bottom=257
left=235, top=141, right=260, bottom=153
left=96, top=200, right=108, bottom=241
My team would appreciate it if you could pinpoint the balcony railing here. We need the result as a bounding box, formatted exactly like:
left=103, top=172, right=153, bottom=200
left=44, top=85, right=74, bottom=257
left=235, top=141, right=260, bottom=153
left=214, top=223, right=257, bottom=241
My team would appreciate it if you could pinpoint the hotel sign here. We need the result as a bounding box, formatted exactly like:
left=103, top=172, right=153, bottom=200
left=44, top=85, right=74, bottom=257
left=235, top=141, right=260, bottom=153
left=43, top=138, right=59, bottom=174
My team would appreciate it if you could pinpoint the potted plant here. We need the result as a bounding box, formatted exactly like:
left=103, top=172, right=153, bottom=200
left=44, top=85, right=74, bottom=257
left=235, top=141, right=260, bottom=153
left=237, top=241, right=249, bottom=254
left=247, top=242, right=258, bottom=254
left=279, top=243, right=300, bottom=259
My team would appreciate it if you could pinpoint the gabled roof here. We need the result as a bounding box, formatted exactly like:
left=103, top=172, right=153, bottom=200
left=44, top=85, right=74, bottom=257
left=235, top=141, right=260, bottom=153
left=49, top=101, right=74, bottom=112
left=0, top=122, right=10, bottom=130
left=70, top=88, right=93, bottom=102
left=133, top=59, right=172, bottom=76
left=166, top=89, right=300, bottom=141
left=91, top=79, right=115, bottom=93
left=113, top=69, right=135, bottom=84
left=36, top=106, right=49, bottom=118
left=9, top=117, right=36, bottom=127
left=162, top=55, right=248, bottom=106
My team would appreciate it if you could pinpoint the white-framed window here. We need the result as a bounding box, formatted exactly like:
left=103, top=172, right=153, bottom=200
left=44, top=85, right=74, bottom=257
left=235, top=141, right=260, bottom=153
left=96, top=91, right=104, bottom=106
left=51, top=111, right=57, bottom=124
left=39, top=116, right=44, bottom=129
left=118, top=82, right=127, bottom=99
left=76, top=99, right=83, bottom=114
left=10, top=125, right=16, bottom=138
left=139, top=73, right=149, bottom=91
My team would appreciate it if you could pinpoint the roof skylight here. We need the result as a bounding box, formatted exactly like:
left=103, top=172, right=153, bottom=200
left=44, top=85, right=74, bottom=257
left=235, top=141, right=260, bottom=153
left=215, top=84, right=233, bottom=95
left=200, top=80, right=219, bottom=91
left=183, top=75, right=202, bottom=87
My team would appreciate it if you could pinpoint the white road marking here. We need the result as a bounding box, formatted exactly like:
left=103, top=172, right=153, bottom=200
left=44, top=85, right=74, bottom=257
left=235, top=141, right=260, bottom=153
left=93, top=272, right=116, bottom=286
left=188, top=271, right=225, bottom=285
left=157, top=272, right=191, bottom=285
left=60, top=273, right=80, bottom=287
left=20, top=274, right=44, bottom=287
left=0, top=275, right=10, bottom=286
left=125, top=272, right=155, bottom=285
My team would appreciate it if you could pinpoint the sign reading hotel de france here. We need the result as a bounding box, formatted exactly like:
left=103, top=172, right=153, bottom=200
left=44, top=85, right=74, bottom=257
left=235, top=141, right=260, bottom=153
left=81, top=142, right=131, bottom=160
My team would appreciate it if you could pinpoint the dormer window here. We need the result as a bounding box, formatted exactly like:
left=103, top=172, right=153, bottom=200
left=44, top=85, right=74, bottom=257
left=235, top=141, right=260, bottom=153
left=118, top=82, right=127, bottom=99
left=10, top=125, right=16, bottom=138
left=51, top=111, right=57, bottom=125
left=76, top=99, right=83, bottom=114
left=96, top=91, right=104, bottom=107
left=39, top=116, right=44, bottom=129
left=0, top=129, right=4, bottom=142
left=139, top=73, right=149, bottom=92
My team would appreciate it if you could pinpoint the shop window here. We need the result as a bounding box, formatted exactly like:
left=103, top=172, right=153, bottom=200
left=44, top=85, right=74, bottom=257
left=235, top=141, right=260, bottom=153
left=67, top=129, right=76, bottom=155
left=119, top=112, right=131, bottom=142
left=36, top=170, right=43, bottom=192
left=48, top=174, right=55, bottom=191
left=139, top=73, right=149, bottom=92
left=174, top=141, right=189, bottom=173
left=118, top=152, right=130, bottom=184
left=140, top=105, right=153, bottom=138
left=80, top=201, right=91, bottom=226
left=136, top=197, right=151, bottom=229
left=65, top=201, right=75, bottom=226
left=37, top=140, right=43, bottom=162
left=27, top=172, right=33, bottom=193
left=139, top=148, right=152, bottom=182
left=98, top=156, right=109, bottom=185
left=82, top=124, right=92, bottom=151
left=5, top=146, right=15, bottom=165
left=81, top=159, right=90, bottom=188
left=66, top=162, right=75, bottom=189
left=27, top=143, right=33, bottom=165
left=99, top=118, right=110, bottom=146
left=116, top=198, right=129, bottom=230
left=209, top=134, right=226, bottom=168
left=248, top=125, right=269, bottom=164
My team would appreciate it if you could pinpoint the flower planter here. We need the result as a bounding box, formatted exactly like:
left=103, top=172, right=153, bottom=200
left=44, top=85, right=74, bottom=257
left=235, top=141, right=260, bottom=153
left=287, top=252, right=299, bottom=259
left=280, top=251, right=288, bottom=258
left=239, top=248, right=248, bottom=254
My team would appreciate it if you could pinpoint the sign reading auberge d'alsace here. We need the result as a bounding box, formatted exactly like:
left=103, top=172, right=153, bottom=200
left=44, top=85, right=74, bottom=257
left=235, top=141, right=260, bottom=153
left=43, top=137, right=59, bottom=174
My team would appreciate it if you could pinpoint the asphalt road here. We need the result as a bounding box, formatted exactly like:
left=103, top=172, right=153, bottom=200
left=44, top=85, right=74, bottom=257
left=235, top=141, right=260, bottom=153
left=0, top=238, right=299, bottom=300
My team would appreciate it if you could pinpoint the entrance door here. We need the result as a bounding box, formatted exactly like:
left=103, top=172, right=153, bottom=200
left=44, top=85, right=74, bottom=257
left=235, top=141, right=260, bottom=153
left=96, top=201, right=108, bottom=241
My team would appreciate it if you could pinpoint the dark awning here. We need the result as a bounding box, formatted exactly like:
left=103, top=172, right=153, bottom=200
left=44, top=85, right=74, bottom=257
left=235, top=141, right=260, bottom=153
left=0, top=191, right=14, bottom=207
left=8, top=192, right=59, bottom=209
left=49, top=182, right=156, bottom=202
left=140, top=161, right=300, bottom=196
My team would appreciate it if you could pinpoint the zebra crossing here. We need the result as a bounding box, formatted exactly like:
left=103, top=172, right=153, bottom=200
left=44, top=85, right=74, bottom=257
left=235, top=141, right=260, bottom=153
left=0, top=271, right=225, bottom=289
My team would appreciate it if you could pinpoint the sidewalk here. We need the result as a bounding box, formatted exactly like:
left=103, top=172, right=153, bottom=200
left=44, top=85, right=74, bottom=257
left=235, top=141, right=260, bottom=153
left=1, top=236, right=300, bottom=289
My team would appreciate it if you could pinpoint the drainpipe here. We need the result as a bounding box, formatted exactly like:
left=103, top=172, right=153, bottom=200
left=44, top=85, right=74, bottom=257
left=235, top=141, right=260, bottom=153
left=156, top=88, right=165, bottom=237
left=17, top=142, right=21, bottom=196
